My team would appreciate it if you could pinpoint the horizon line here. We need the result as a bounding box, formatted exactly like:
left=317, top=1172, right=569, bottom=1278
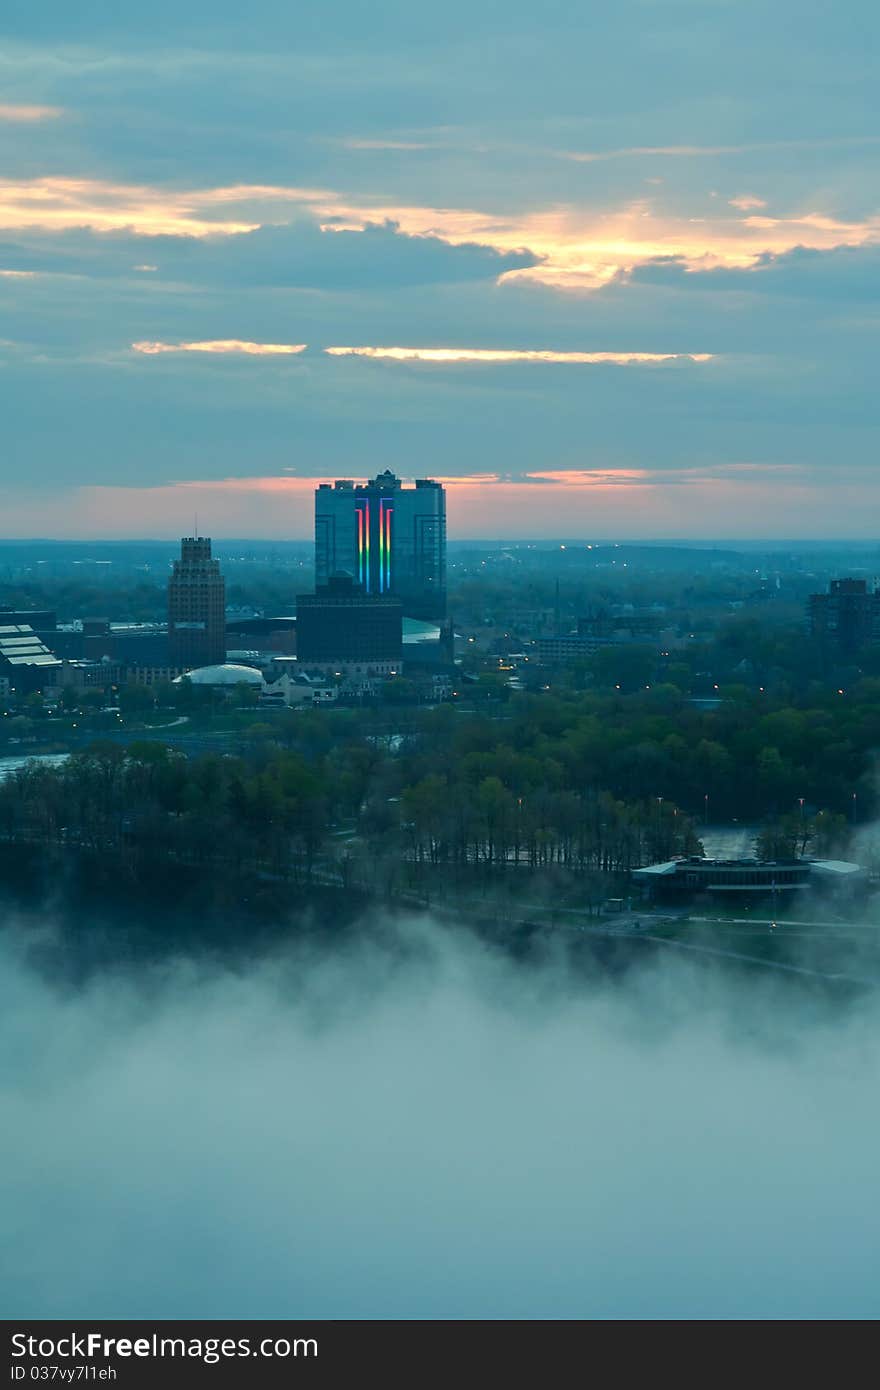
left=1, top=535, right=879, bottom=547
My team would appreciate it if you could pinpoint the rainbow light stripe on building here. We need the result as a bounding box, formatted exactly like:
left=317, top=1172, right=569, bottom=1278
left=378, top=499, right=393, bottom=592
left=356, top=497, right=393, bottom=593
left=385, top=505, right=392, bottom=591
left=365, top=499, right=370, bottom=592
left=356, top=500, right=371, bottom=591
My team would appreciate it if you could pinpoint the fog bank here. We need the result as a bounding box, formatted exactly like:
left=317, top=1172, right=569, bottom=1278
left=2, top=918, right=879, bottom=1319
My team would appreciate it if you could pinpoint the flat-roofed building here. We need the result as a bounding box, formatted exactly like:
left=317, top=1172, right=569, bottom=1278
left=536, top=633, right=619, bottom=664
left=633, top=856, right=862, bottom=900
left=0, top=624, right=62, bottom=693
left=296, top=574, right=402, bottom=676
left=808, top=578, right=880, bottom=656
left=315, top=471, right=446, bottom=619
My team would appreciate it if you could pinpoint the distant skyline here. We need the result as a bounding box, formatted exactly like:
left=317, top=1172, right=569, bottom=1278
left=1, top=2, right=878, bottom=536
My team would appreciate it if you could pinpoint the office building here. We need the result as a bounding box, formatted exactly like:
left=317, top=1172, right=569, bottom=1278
left=536, top=633, right=619, bottom=665
left=296, top=574, right=402, bottom=674
left=808, top=579, right=880, bottom=656
left=168, top=536, right=226, bottom=669
left=315, top=471, right=446, bottom=619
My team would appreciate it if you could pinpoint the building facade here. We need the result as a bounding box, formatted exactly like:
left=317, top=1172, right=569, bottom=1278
left=315, top=471, right=446, bottom=619
left=633, top=856, right=861, bottom=900
left=296, top=574, right=403, bottom=674
left=0, top=624, right=62, bottom=693
left=808, top=578, right=880, bottom=656
left=536, top=633, right=619, bottom=664
left=167, top=537, right=226, bottom=669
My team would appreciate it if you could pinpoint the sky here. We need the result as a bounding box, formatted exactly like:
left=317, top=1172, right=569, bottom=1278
left=0, top=1, right=878, bottom=538
left=4, top=915, right=880, bottom=1319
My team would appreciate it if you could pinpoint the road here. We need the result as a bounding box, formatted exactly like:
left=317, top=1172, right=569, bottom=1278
left=639, top=934, right=874, bottom=985
left=442, top=900, right=879, bottom=986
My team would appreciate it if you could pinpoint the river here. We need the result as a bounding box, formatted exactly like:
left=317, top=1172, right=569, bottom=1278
left=0, top=752, right=70, bottom=782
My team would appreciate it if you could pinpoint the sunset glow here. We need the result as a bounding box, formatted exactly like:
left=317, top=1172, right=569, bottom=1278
left=0, top=104, right=63, bottom=122
left=1, top=0, right=876, bottom=541
left=3, top=464, right=866, bottom=540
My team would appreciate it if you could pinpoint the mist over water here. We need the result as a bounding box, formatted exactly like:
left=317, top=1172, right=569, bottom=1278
left=2, top=915, right=879, bottom=1320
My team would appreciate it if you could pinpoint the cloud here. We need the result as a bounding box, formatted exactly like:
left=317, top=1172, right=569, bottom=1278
left=132, top=339, right=307, bottom=356
left=341, top=138, right=433, bottom=151
left=324, top=346, right=713, bottom=364
left=2, top=917, right=880, bottom=1318
left=0, top=178, right=333, bottom=238
left=0, top=218, right=538, bottom=289
left=2, top=176, right=876, bottom=292
left=559, top=136, right=880, bottom=164
left=627, top=243, right=880, bottom=299
left=317, top=197, right=880, bottom=290
left=0, top=104, right=63, bottom=122
left=1, top=0, right=879, bottom=521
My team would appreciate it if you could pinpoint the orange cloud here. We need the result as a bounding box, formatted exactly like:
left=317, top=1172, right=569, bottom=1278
left=132, top=340, right=307, bottom=356
left=524, top=469, right=652, bottom=486
left=316, top=196, right=880, bottom=289
left=324, top=347, right=712, bottom=364
left=0, top=172, right=876, bottom=290
left=0, top=178, right=262, bottom=237
left=0, top=104, right=63, bottom=122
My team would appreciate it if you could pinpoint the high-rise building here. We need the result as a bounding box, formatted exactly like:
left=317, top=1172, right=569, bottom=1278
left=315, top=470, right=446, bottom=619
left=168, top=537, right=226, bottom=669
left=296, top=574, right=402, bottom=674
left=808, top=578, right=880, bottom=657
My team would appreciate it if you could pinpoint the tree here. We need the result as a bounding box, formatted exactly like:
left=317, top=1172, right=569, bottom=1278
left=756, top=816, right=800, bottom=861
left=589, top=645, right=656, bottom=692
left=119, top=684, right=155, bottom=714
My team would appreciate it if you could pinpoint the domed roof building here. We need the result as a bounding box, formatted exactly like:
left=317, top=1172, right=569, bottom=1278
left=174, top=663, right=263, bottom=687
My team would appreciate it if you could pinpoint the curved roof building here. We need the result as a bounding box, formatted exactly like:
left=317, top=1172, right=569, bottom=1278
left=175, top=663, right=263, bottom=687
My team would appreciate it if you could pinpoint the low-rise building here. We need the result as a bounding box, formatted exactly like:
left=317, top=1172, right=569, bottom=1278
left=0, top=624, right=63, bottom=693
left=174, top=663, right=263, bottom=691
left=259, top=672, right=337, bottom=707
left=536, top=633, right=619, bottom=664
left=633, top=856, right=862, bottom=900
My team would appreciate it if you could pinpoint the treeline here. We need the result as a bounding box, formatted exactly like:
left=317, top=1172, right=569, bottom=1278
left=0, top=678, right=872, bottom=907
left=380, top=685, right=876, bottom=829
left=0, top=742, right=331, bottom=882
